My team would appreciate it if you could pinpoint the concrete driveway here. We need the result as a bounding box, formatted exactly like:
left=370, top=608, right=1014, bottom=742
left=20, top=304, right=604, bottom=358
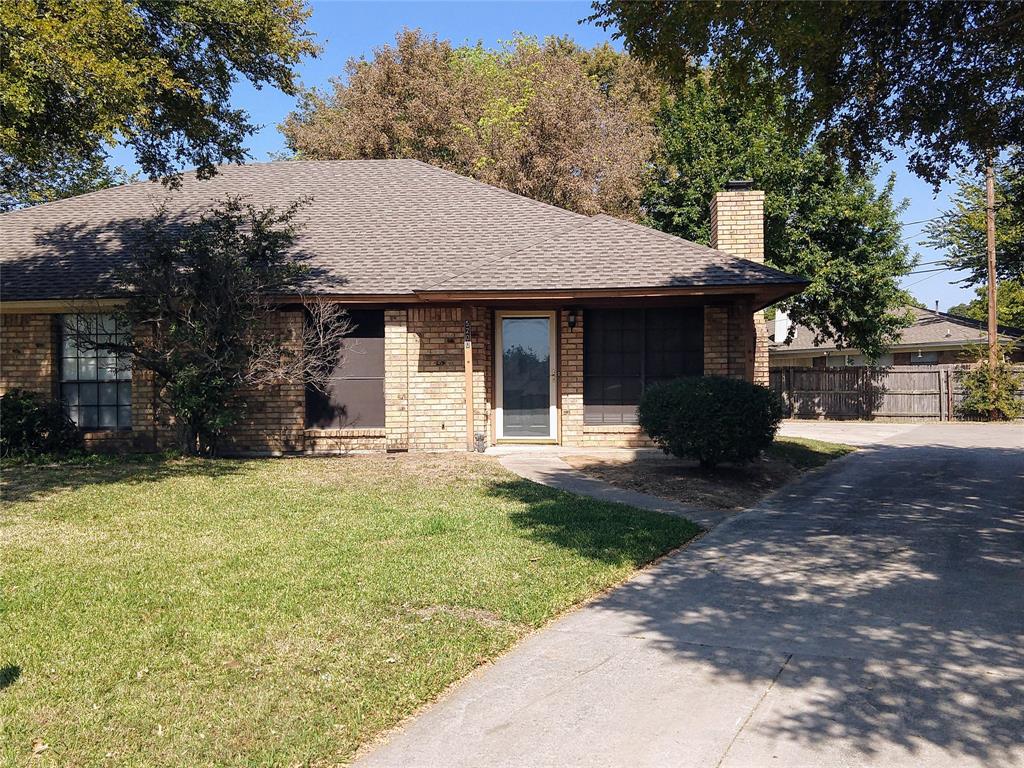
left=357, top=424, right=1024, bottom=768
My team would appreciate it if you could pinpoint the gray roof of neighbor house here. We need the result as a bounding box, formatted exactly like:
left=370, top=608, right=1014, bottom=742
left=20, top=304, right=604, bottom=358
left=771, top=306, right=1022, bottom=354
left=1, top=159, right=806, bottom=303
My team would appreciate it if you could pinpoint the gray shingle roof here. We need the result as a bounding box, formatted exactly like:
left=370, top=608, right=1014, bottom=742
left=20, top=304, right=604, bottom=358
left=772, top=306, right=1022, bottom=352
left=1, top=159, right=804, bottom=302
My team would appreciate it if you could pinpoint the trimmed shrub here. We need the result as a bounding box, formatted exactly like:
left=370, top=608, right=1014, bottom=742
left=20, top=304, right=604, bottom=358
left=956, top=352, right=1024, bottom=420
left=638, top=376, right=785, bottom=468
left=0, top=389, right=81, bottom=457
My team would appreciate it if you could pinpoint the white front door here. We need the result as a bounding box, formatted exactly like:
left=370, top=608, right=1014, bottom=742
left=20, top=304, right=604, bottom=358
left=495, top=312, right=557, bottom=441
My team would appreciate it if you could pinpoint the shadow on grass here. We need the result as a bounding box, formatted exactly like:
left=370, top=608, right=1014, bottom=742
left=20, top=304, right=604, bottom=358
left=486, top=478, right=700, bottom=567
left=0, top=665, right=20, bottom=691
left=0, top=455, right=243, bottom=504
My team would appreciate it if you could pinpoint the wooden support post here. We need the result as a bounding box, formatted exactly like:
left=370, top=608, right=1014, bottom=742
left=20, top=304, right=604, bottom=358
left=462, top=306, right=475, bottom=452
left=985, top=162, right=999, bottom=420
left=743, top=299, right=756, bottom=382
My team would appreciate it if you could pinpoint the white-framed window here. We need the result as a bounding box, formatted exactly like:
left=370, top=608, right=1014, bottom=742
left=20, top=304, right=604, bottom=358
left=60, top=314, right=132, bottom=430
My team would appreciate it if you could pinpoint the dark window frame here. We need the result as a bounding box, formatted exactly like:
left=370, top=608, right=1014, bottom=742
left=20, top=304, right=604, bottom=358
left=304, top=309, right=386, bottom=429
left=59, top=314, right=132, bottom=431
left=583, top=307, right=703, bottom=425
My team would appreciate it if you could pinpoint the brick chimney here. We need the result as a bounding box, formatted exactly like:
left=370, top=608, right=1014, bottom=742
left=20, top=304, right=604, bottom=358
left=710, top=181, right=769, bottom=384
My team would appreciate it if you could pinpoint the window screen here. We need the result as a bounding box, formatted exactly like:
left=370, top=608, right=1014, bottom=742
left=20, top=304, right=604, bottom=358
left=60, top=314, right=132, bottom=430
left=305, top=309, right=386, bottom=428
left=583, top=308, right=703, bottom=425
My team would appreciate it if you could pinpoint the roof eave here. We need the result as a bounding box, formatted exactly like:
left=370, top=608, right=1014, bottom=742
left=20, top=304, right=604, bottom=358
left=414, top=280, right=808, bottom=304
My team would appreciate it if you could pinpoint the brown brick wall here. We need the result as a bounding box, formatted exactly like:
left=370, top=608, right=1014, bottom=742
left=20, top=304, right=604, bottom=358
left=0, top=314, right=55, bottom=397
left=703, top=303, right=752, bottom=379
left=3, top=301, right=763, bottom=454
left=393, top=306, right=492, bottom=452
left=222, top=309, right=306, bottom=455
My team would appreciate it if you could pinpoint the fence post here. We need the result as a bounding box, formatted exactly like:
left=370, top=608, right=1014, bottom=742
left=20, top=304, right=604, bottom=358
left=785, top=367, right=793, bottom=416
left=946, top=368, right=954, bottom=421
left=938, top=369, right=945, bottom=421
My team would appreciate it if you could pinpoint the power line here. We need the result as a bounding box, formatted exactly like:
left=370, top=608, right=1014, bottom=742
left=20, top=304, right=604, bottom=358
left=900, top=216, right=942, bottom=227
left=904, top=271, right=946, bottom=288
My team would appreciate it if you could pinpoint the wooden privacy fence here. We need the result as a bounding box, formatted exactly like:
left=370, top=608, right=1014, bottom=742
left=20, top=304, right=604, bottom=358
left=769, top=365, right=1024, bottom=421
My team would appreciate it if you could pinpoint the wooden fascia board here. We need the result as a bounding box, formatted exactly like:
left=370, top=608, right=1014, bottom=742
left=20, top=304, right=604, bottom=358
left=0, top=298, right=126, bottom=314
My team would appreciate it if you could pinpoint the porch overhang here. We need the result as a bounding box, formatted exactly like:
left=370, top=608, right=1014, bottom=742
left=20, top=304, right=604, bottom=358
left=412, top=280, right=808, bottom=309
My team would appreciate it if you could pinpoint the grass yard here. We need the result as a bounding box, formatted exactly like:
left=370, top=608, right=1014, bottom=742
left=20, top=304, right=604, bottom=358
left=0, top=454, right=698, bottom=767
left=563, top=437, right=856, bottom=510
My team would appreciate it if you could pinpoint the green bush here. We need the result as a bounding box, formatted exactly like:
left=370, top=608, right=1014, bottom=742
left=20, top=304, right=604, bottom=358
left=957, top=351, right=1024, bottom=420
left=638, top=376, right=785, bottom=468
left=0, top=389, right=81, bottom=457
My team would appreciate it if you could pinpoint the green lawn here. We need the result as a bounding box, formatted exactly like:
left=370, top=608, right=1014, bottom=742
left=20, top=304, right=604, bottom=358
left=0, top=454, right=698, bottom=767
left=766, top=436, right=857, bottom=469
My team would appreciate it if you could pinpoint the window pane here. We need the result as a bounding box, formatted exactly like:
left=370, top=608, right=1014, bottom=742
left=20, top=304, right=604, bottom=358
left=305, top=310, right=385, bottom=429
left=98, top=406, right=118, bottom=428
left=61, top=358, right=78, bottom=381
left=79, top=382, right=98, bottom=405
left=99, top=383, right=118, bottom=405
left=61, top=383, right=80, bottom=406
left=117, top=383, right=132, bottom=406
left=97, top=354, right=116, bottom=380
left=79, top=407, right=98, bottom=428
left=79, top=357, right=98, bottom=380
left=335, top=337, right=384, bottom=378
left=117, top=406, right=132, bottom=428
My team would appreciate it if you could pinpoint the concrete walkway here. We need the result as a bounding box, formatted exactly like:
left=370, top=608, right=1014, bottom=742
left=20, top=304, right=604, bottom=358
left=357, top=423, right=1024, bottom=767
left=494, top=452, right=735, bottom=531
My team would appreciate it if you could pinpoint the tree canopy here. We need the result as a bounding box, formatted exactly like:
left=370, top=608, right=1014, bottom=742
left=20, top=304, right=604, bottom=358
left=589, top=1, right=1024, bottom=186
left=1, top=0, right=317, bottom=202
left=88, top=198, right=348, bottom=455
left=281, top=30, right=658, bottom=218
left=0, top=151, right=135, bottom=212
left=645, top=72, right=914, bottom=358
left=925, top=158, right=1024, bottom=287
left=948, top=280, right=1024, bottom=331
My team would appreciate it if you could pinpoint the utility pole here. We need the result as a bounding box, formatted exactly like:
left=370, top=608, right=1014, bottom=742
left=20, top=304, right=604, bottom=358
left=985, top=162, right=998, bottom=419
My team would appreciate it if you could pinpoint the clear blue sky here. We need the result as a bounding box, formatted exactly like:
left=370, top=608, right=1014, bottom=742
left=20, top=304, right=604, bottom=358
left=115, top=0, right=976, bottom=309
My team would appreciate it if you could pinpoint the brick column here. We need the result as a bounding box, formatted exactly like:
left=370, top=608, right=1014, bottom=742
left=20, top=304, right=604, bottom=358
left=559, top=309, right=584, bottom=445
left=711, top=187, right=770, bottom=384
left=384, top=309, right=409, bottom=450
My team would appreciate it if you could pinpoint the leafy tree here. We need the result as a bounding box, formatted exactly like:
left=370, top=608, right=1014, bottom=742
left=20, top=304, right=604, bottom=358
left=589, top=1, right=1024, bottom=186
left=956, top=344, right=1024, bottom=420
left=281, top=30, right=657, bottom=218
left=1, top=0, right=317, bottom=195
left=0, top=151, right=135, bottom=212
left=925, top=159, right=1024, bottom=286
left=646, top=72, right=914, bottom=357
left=949, top=280, right=1024, bottom=331
left=75, top=198, right=349, bottom=455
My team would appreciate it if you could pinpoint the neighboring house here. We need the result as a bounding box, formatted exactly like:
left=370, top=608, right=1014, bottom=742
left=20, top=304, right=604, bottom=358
left=0, top=161, right=805, bottom=454
left=770, top=305, right=1024, bottom=368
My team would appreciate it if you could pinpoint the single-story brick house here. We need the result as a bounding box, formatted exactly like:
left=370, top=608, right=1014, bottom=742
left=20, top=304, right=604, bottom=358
left=770, top=305, right=1024, bottom=367
left=0, top=160, right=806, bottom=454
